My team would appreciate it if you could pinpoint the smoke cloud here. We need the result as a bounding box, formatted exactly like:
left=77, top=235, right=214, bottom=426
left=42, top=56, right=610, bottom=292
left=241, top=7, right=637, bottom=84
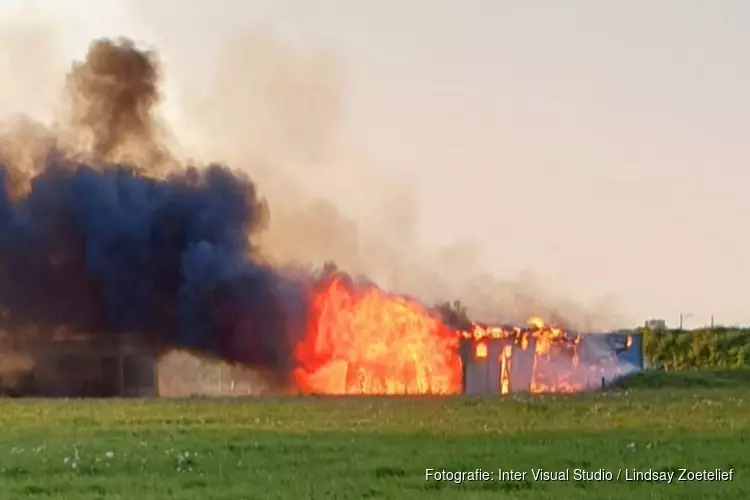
left=57, top=37, right=174, bottom=171
left=168, top=31, right=624, bottom=332
left=0, top=22, right=625, bottom=393
left=0, top=158, right=305, bottom=381
left=0, top=38, right=309, bottom=392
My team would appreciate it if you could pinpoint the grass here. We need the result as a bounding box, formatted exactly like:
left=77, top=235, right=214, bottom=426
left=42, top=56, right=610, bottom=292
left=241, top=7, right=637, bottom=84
left=0, top=382, right=749, bottom=499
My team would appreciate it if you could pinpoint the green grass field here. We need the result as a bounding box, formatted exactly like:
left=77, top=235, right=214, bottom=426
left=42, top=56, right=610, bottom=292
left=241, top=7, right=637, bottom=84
left=1, top=371, right=749, bottom=499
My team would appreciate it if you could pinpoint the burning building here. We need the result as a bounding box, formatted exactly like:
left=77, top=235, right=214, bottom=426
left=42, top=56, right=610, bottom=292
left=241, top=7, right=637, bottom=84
left=0, top=39, right=642, bottom=400
left=292, top=276, right=642, bottom=396
left=459, top=320, right=641, bottom=395
left=0, top=270, right=640, bottom=398
left=1, top=318, right=642, bottom=398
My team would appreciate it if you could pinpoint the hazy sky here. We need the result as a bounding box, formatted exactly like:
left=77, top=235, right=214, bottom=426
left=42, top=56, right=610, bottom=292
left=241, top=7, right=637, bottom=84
left=2, top=0, right=749, bottom=328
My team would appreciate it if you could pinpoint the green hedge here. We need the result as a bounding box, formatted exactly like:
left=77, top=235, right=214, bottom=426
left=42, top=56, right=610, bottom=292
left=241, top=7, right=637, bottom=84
left=640, top=327, right=750, bottom=370
left=610, top=368, right=750, bottom=389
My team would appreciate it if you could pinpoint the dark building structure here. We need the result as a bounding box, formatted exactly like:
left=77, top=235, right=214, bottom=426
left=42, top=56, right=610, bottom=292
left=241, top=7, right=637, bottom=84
left=1, top=335, right=265, bottom=398
left=16, top=337, right=158, bottom=397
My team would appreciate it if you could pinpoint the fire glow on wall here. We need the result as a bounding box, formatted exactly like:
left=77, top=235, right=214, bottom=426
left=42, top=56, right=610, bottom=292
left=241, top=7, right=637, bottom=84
left=459, top=325, right=642, bottom=395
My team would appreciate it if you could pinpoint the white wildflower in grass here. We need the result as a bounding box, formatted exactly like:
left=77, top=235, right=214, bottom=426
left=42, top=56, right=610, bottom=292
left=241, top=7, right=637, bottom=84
left=105, top=451, right=114, bottom=459
left=63, top=447, right=82, bottom=471
left=176, top=451, right=197, bottom=473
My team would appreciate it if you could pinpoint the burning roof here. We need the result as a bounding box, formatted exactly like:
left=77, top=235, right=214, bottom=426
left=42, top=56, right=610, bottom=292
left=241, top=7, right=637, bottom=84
left=293, top=274, right=637, bottom=395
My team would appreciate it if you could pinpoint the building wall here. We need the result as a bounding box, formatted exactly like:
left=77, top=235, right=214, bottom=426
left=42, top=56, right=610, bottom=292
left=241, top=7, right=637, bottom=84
left=3, top=340, right=265, bottom=398
left=463, top=339, right=506, bottom=395
left=156, top=351, right=266, bottom=397
left=622, top=334, right=644, bottom=370
left=15, top=339, right=158, bottom=397
left=460, top=332, right=644, bottom=395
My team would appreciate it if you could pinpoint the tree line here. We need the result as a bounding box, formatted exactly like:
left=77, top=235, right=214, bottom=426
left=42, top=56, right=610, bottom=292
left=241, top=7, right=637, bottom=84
left=639, top=327, right=750, bottom=371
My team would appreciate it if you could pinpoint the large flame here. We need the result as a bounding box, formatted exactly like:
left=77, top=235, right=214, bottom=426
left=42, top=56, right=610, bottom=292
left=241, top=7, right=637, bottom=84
left=293, top=277, right=632, bottom=395
left=293, top=275, right=462, bottom=394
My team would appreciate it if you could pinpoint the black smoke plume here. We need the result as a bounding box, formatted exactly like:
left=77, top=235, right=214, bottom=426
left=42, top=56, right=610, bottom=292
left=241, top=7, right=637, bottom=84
left=0, top=160, right=304, bottom=384
left=0, top=38, right=310, bottom=392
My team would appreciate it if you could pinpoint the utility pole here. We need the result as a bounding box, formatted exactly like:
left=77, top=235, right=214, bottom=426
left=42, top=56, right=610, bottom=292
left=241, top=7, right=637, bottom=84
left=710, top=315, right=715, bottom=328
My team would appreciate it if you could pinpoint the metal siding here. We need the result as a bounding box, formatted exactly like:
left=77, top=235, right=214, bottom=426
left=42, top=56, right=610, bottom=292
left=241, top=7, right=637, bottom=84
left=619, top=334, right=644, bottom=370
left=486, top=340, right=503, bottom=395
left=459, top=332, right=644, bottom=395
left=509, top=339, right=535, bottom=393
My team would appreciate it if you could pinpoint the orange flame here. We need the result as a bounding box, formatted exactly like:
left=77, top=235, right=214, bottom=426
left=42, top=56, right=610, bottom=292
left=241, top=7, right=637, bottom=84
left=294, top=275, right=462, bottom=395
left=294, top=275, right=632, bottom=395
left=499, top=345, right=512, bottom=394
left=475, top=342, right=488, bottom=360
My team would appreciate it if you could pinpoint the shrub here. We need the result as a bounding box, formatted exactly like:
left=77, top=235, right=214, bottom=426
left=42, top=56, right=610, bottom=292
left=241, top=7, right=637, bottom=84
left=639, top=327, right=750, bottom=370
